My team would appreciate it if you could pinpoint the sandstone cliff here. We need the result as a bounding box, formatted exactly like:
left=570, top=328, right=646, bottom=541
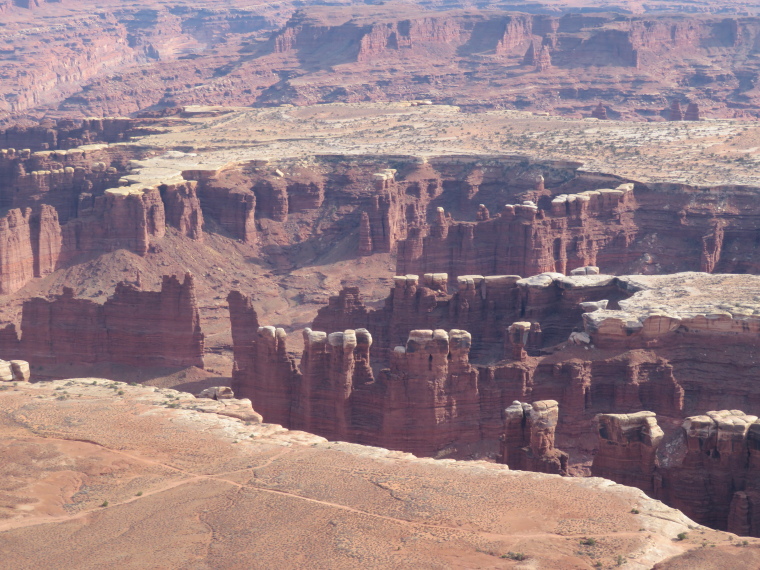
left=5, top=273, right=204, bottom=369
left=232, top=272, right=760, bottom=465
left=593, top=409, right=760, bottom=537
left=501, top=399, right=568, bottom=474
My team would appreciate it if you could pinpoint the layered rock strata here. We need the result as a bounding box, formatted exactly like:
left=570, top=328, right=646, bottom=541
left=593, top=409, right=760, bottom=537
left=0, top=143, right=206, bottom=293
left=592, top=411, right=664, bottom=493
left=313, top=271, right=624, bottom=362
left=501, top=399, right=568, bottom=474
left=233, top=272, right=760, bottom=462
left=0, top=274, right=203, bottom=369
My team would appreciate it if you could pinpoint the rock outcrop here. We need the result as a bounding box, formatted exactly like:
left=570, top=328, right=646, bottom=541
left=592, top=411, right=664, bottom=493
left=0, top=358, right=29, bottom=381
left=231, top=272, right=760, bottom=470
left=313, top=271, right=621, bottom=361
left=592, top=408, right=760, bottom=537
left=501, top=400, right=568, bottom=474
left=668, top=100, right=684, bottom=121
left=397, top=183, right=639, bottom=279
left=4, top=274, right=204, bottom=369
left=591, top=102, right=608, bottom=120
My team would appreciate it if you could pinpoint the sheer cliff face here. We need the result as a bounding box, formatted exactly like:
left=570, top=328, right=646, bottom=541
left=9, top=273, right=204, bottom=368
left=229, top=272, right=760, bottom=482
left=591, top=409, right=760, bottom=536
left=0, top=3, right=284, bottom=120
left=6, top=141, right=760, bottom=297
left=4, top=3, right=760, bottom=119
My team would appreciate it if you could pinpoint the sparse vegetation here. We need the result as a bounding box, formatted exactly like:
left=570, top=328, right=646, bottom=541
left=100, top=500, right=109, bottom=507
left=501, top=552, right=527, bottom=561
left=676, top=532, right=688, bottom=541
left=580, top=538, right=597, bottom=546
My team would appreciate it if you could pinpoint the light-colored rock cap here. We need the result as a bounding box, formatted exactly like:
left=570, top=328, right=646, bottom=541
left=505, top=400, right=533, bottom=420
left=0, top=359, right=30, bottom=382
left=508, top=321, right=532, bottom=345
left=394, top=275, right=419, bottom=288
left=579, top=300, right=608, bottom=313
left=583, top=273, right=760, bottom=342
left=517, top=272, right=565, bottom=288
left=457, top=275, right=484, bottom=290
left=198, top=386, right=234, bottom=400
left=327, top=330, right=358, bottom=351
left=596, top=411, right=664, bottom=447
left=406, top=329, right=450, bottom=354
left=422, top=273, right=448, bottom=290
left=684, top=410, right=759, bottom=443
left=571, top=266, right=600, bottom=276
left=529, top=400, right=559, bottom=428
left=303, top=328, right=327, bottom=347
left=448, top=329, right=472, bottom=353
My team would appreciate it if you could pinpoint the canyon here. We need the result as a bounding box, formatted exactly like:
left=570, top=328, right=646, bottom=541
left=3, top=113, right=760, bottom=540
left=5, top=0, right=760, bottom=564
left=3, top=0, right=760, bottom=124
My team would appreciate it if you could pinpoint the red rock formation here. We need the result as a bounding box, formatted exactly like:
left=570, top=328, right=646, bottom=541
left=500, top=400, right=568, bottom=475
left=160, top=181, right=204, bottom=241
left=668, top=100, right=684, bottom=121
left=191, top=168, right=256, bottom=243
left=397, top=183, right=638, bottom=281
left=64, top=187, right=165, bottom=257
left=592, top=411, right=663, bottom=493
left=591, top=102, right=608, bottom=120
left=227, top=290, right=297, bottom=426
left=700, top=220, right=724, bottom=273
left=0, top=208, right=34, bottom=295
left=253, top=177, right=289, bottom=222
left=30, top=204, right=62, bottom=278
left=534, top=44, right=552, bottom=71
left=592, top=409, right=760, bottom=536
left=0, top=118, right=160, bottom=152
left=314, top=272, right=623, bottom=362
left=15, top=274, right=203, bottom=368
left=4, top=4, right=760, bottom=120
left=684, top=102, right=701, bottom=121
left=358, top=212, right=373, bottom=256
left=522, top=41, right=538, bottom=66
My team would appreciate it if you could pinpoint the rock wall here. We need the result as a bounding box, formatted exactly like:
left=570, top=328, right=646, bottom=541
left=0, top=119, right=161, bottom=152
left=592, top=411, right=664, bottom=493
left=7, top=148, right=760, bottom=299
left=0, top=142, right=207, bottom=293
left=231, top=272, right=760, bottom=466
left=592, top=409, right=760, bottom=537
left=6, top=273, right=204, bottom=368
left=397, top=176, right=760, bottom=279
left=313, top=271, right=622, bottom=362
